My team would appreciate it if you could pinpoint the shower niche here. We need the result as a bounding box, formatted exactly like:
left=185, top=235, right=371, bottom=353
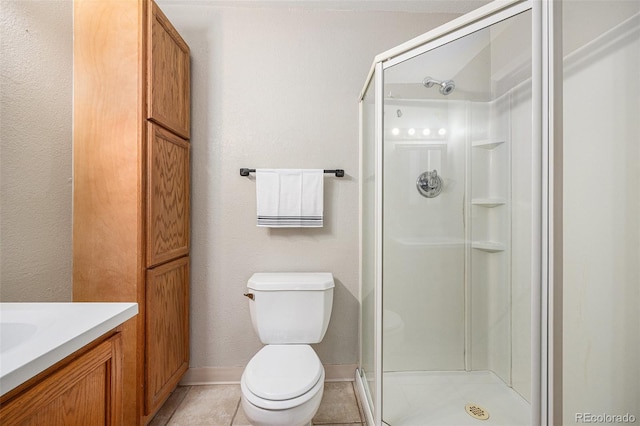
left=359, top=5, right=536, bottom=426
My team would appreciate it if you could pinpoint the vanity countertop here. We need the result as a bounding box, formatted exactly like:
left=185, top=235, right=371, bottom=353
left=0, top=302, right=138, bottom=396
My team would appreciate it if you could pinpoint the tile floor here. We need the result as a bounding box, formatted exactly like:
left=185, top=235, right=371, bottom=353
left=150, top=381, right=366, bottom=426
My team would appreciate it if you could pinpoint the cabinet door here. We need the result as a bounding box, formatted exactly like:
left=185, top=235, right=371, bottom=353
left=0, top=334, right=122, bottom=426
left=147, top=0, right=190, bottom=139
left=147, top=122, right=190, bottom=268
left=145, top=256, right=189, bottom=415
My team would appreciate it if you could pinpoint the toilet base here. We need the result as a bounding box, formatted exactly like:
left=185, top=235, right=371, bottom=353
left=240, top=384, right=323, bottom=426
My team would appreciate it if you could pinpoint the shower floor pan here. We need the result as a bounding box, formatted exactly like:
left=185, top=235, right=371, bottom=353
left=383, top=370, right=530, bottom=425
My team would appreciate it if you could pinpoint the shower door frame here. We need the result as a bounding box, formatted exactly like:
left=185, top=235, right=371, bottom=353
left=357, top=0, right=561, bottom=424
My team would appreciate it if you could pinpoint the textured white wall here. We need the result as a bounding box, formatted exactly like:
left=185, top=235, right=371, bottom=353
left=158, top=3, right=459, bottom=368
left=0, top=1, right=73, bottom=302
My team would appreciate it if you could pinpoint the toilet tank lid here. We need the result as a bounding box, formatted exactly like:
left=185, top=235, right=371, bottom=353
left=248, top=272, right=334, bottom=291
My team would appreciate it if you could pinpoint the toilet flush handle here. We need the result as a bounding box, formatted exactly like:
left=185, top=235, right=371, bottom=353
left=243, top=293, right=254, bottom=300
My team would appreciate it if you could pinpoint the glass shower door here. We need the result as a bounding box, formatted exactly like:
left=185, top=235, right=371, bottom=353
left=360, top=73, right=377, bottom=418
left=381, top=9, right=536, bottom=425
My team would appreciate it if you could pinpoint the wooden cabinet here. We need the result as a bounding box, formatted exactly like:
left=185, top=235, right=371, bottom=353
left=148, top=2, right=190, bottom=139
left=147, top=123, right=190, bottom=268
left=145, top=257, right=190, bottom=413
left=73, top=0, right=190, bottom=424
left=0, top=333, right=122, bottom=426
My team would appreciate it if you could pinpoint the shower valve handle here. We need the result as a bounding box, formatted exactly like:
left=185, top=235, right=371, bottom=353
left=427, top=170, right=439, bottom=187
left=417, top=170, right=443, bottom=198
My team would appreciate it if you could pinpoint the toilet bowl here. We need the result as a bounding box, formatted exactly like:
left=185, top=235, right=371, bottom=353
left=241, top=345, right=324, bottom=426
left=240, top=272, right=334, bottom=426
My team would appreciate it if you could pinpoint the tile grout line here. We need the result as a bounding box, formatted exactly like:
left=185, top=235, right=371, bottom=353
left=164, top=385, right=192, bottom=426
left=230, top=395, right=242, bottom=426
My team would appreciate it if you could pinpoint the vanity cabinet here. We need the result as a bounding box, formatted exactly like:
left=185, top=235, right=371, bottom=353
left=0, top=333, right=123, bottom=426
left=73, top=0, right=190, bottom=424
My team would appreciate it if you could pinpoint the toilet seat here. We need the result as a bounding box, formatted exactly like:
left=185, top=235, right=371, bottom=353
left=241, top=345, right=324, bottom=411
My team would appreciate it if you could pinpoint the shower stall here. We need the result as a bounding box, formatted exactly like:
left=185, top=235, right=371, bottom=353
left=358, top=0, right=640, bottom=425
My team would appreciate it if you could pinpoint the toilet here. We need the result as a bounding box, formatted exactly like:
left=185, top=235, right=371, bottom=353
left=240, top=272, right=334, bottom=426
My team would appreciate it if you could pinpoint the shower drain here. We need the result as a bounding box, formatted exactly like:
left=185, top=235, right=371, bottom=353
left=465, top=403, right=490, bottom=420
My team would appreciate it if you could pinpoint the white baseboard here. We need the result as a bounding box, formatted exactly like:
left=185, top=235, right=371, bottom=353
left=180, top=364, right=358, bottom=386
left=323, top=364, right=359, bottom=382
left=180, top=366, right=245, bottom=385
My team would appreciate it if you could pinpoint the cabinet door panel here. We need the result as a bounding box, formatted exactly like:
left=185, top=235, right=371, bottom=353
left=148, top=1, right=190, bottom=138
left=147, top=123, right=190, bottom=268
left=145, top=256, right=189, bottom=415
left=0, top=334, right=122, bottom=426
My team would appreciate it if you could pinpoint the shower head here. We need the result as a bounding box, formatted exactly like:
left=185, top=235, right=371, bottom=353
left=423, top=77, right=456, bottom=96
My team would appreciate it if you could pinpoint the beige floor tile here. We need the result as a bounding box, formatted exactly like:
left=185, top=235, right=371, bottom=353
left=155, top=381, right=363, bottom=426
left=168, top=384, right=241, bottom=426
left=312, top=382, right=362, bottom=425
left=149, top=386, right=191, bottom=426
left=231, top=399, right=252, bottom=426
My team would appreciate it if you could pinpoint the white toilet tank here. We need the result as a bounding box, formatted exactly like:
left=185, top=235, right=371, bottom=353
left=246, top=272, right=334, bottom=344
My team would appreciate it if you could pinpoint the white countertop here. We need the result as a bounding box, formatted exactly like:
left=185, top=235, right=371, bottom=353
left=0, top=302, right=138, bottom=396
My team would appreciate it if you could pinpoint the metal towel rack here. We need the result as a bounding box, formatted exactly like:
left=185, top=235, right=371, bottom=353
left=240, top=168, right=345, bottom=177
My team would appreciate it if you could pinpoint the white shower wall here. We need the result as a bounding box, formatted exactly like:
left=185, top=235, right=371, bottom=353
left=381, top=95, right=533, bottom=384
left=508, top=82, right=534, bottom=402
left=383, top=101, right=467, bottom=372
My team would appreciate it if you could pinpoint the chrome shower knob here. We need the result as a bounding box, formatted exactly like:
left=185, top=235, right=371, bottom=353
left=416, top=170, right=443, bottom=198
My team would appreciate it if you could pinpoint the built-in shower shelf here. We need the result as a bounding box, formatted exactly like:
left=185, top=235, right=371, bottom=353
left=472, top=198, right=506, bottom=207
left=472, top=139, right=505, bottom=150
left=472, top=241, right=506, bottom=253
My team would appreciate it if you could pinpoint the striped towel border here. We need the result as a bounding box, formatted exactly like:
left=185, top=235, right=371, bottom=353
left=257, top=216, right=323, bottom=228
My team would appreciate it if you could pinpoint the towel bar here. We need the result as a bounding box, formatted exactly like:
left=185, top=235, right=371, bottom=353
left=240, top=168, right=345, bottom=177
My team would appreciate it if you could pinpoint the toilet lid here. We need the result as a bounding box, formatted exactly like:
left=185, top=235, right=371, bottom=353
left=244, top=345, right=323, bottom=401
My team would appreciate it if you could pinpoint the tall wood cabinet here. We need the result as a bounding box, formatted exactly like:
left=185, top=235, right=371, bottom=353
left=73, top=1, right=190, bottom=424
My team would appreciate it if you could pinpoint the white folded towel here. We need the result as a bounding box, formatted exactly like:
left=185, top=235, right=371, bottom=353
left=256, top=169, right=324, bottom=228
